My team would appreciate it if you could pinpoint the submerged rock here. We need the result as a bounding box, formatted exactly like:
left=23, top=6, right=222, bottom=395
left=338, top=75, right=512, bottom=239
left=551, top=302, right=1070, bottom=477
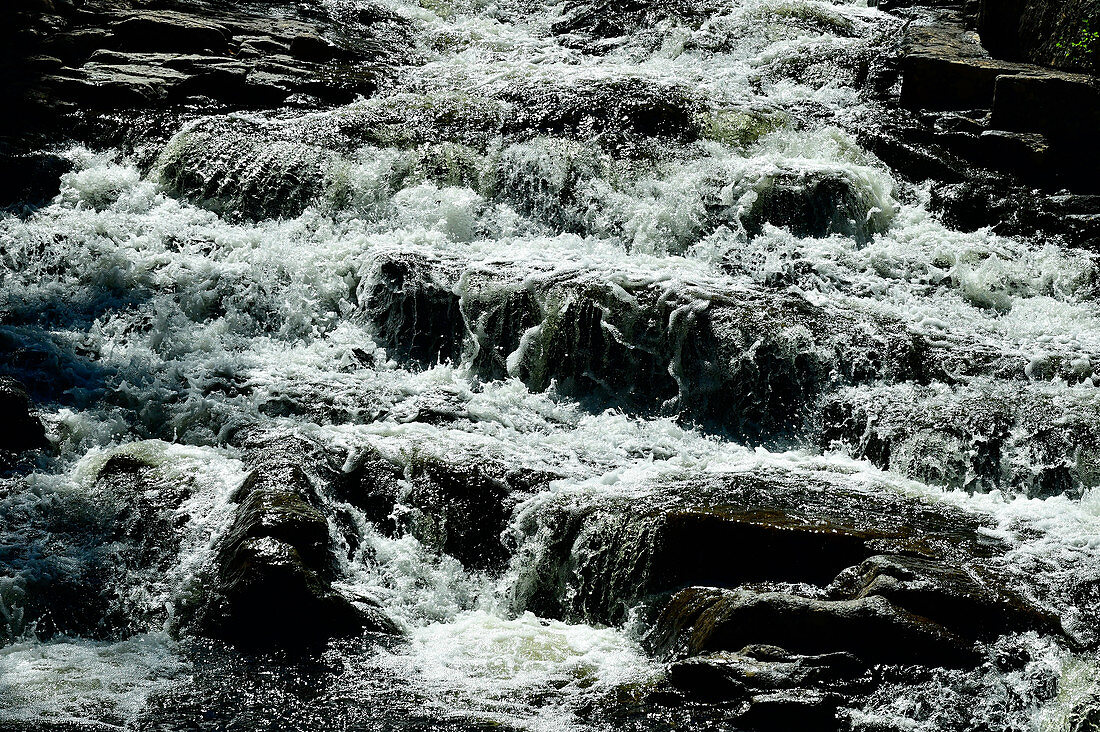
left=821, top=380, right=1100, bottom=497
left=156, top=117, right=334, bottom=220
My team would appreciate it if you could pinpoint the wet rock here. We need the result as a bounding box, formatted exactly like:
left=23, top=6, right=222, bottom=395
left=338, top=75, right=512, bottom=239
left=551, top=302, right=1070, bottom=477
left=94, top=454, right=190, bottom=570
left=371, top=251, right=924, bottom=437
left=927, top=177, right=1100, bottom=245
left=110, top=11, right=230, bottom=54
left=360, top=252, right=466, bottom=368
left=989, top=72, right=1100, bottom=189
left=197, top=433, right=398, bottom=648
left=900, top=24, right=1031, bottom=111
left=156, top=117, right=332, bottom=220
left=485, top=138, right=605, bottom=233
left=739, top=169, right=889, bottom=245
left=0, top=377, right=48, bottom=453
left=652, top=586, right=979, bottom=667
left=11, top=0, right=392, bottom=133
left=514, top=470, right=1003, bottom=625
left=829, top=554, right=1065, bottom=642
left=407, top=455, right=512, bottom=570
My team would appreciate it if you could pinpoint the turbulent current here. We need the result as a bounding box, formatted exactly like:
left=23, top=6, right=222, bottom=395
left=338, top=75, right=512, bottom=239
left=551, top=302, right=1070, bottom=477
left=4, top=0, right=1100, bottom=730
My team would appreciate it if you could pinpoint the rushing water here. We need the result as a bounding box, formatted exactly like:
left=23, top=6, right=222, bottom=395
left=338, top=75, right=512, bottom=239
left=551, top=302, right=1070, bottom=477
left=4, top=0, right=1100, bottom=729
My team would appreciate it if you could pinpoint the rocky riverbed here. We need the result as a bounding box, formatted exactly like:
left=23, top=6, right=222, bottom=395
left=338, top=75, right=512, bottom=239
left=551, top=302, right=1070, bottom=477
left=2, top=0, right=1100, bottom=730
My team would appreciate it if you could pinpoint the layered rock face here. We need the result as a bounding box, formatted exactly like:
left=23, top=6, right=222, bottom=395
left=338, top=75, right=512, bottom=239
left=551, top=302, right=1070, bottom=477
left=864, top=0, right=1100, bottom=240
left=0, top=0, right=404, bottom=146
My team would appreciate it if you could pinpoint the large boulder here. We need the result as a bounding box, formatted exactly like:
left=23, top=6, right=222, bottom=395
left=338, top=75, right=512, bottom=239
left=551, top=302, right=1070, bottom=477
left=362, top=250, right=925, bottom=439
left=496, top=76, right=703, bottom=153
left=196, top=433, right=399, bottom=648
left=511, top=470, right=1005, bottom=626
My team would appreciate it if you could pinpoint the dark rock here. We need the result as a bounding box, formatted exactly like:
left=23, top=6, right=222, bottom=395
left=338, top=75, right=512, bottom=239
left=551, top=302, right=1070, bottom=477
left=407, top=455, right=511, bottom=570
left=514, top=470, right=1004, bottom=625
left=989, top=72, right=1100, bottom=189
left=289, top=33, right=335, bottom=61
left=374, top=252, right=925, bottom=438
left=497, top=76, right=703, bottom=152
left=0, top=152, right=72, bottom=211
left=739, top=690, right=842, bottom=731
left=196, top=433, right=399, bottom=648
left=829, top=554, right=1065, bottom=642
left=740, top=170, right=886, bottom=245
left=551, top=0, right=714, bottom=50
left=652, top=586, right=979, bottom=667
left=900, top=24, right=1031, bottom=111
left=1069, top=690, right=1100, bottom=732
left=110, top=11, right=229, bottom=54
left=0, top=377, right=48, bottom=452
left=360, top=252, right=466, bottom=368
left=669, top=648, right=864, bottom=700
left=92, top=452, right=198, bottom=634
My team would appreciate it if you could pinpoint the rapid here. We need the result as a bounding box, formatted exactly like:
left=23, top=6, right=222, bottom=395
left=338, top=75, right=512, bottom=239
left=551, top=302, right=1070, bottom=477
left=3, top=0, right=1100, bottom=729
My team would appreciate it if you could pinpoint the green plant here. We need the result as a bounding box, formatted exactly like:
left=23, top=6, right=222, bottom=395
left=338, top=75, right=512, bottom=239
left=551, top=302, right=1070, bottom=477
left=1054, top=16, right=1100, bottom=68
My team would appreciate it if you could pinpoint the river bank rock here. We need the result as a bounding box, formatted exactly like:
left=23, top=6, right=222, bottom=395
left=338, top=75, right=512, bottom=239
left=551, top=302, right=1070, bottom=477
left=3, top=0, right=405, bottom=147
left=875, top=6, right=1100, bottom=224
left=197, top=433, right=399, bottom=648
left=978, top=0, right=1100, bottom=74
